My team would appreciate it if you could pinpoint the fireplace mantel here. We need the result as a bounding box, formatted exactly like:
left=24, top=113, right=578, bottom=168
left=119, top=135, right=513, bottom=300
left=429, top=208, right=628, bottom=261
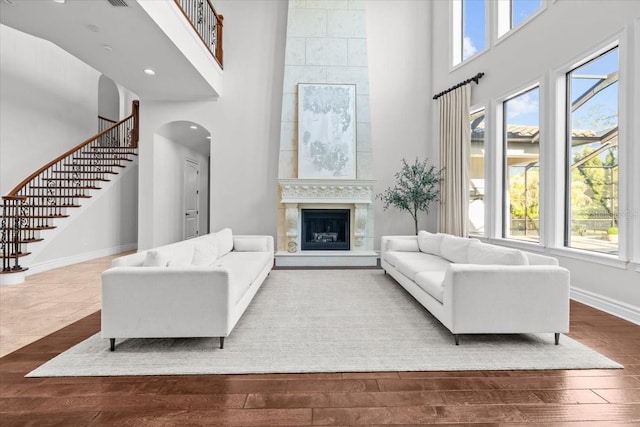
left=279, top=179, right=375, bottom=204
left=277, top=179, right=375, bottom=258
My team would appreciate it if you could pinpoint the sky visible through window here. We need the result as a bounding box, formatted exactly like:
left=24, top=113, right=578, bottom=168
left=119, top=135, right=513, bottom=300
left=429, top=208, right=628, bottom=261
left=462, top=0, right=485, bottom=60
left=512, top=0, right=541, bottom=28
left=570, top=48, right=619, bottom=133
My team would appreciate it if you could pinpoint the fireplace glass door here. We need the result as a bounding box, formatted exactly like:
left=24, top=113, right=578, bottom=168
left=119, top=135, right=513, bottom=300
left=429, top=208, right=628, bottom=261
left=301, top=209, right=350, bottom=250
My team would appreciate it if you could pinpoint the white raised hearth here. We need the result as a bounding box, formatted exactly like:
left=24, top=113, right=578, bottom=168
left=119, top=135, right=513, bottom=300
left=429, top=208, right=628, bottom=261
left=276, top=179, right=377, bottom=267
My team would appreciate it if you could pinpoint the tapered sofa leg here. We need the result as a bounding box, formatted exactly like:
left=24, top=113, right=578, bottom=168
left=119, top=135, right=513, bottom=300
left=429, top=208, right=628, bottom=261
left=454, top=334, right=460, bottom=345
left=219, top=337, right=225, bottom=349
left=555, top=333, right=560, bottom=345
left=110, top=338, right=115, bottom=351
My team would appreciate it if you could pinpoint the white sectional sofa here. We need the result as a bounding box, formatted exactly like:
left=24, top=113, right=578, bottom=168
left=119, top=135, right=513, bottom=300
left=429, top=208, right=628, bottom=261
left=101, top=228, right=274, bottom=351
left=381, top=231, right=570, bottom=345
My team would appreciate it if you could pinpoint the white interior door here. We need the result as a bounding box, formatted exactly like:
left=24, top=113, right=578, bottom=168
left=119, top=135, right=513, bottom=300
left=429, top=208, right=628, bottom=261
left=184, top=159, right=199, bottom=240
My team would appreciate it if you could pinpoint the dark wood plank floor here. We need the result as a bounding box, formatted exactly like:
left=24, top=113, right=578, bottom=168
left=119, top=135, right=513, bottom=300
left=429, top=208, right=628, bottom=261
left=1, top=300, right=639, bottom=426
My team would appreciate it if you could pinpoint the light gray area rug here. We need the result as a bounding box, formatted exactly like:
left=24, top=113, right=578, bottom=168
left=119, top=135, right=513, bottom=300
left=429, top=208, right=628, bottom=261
left=28, top=269, right=621, bottom=377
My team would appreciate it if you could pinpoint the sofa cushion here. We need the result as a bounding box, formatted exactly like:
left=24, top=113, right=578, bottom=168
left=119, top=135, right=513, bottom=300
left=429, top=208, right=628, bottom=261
left=216, top=228, right=234, bottom=257
left=394, top=253, right=450, bottom=281
left=191, top=236, right=219, bottom=266
left=414, top=271, right=446, bottom=303
left=467, top=241, right=529, bottom=265
left=234, top=236, right=269, bottom=252
left=214, top=251, right=271, bottom=304
left=417, top=231, right=444, bottom=256
left=387, top=238, right=419, bottom=252
left=142, top=250, right=168, bottom=267
left=440, top=235, right=475, bottom=263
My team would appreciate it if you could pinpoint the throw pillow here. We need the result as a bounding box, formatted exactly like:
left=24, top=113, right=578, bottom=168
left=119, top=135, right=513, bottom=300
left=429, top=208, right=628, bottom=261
left=439, top=235, right=474, bottom=263
left=417, top=231, right=444, bottom=256
left=142, top=250, right=168, bottom=267
left=467, top=241, right=529, bottom=265
left=216, top=228, right=234, bottom=257
left=233, top=237, right=268, bottom=252
left=192, top=239, right=219, bottom=266
left=387, top=239, right=419, bottom=252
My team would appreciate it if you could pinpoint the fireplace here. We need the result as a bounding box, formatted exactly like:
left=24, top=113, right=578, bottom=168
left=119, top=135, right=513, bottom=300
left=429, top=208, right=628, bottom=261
left=301, top=209, right=350, bottom=250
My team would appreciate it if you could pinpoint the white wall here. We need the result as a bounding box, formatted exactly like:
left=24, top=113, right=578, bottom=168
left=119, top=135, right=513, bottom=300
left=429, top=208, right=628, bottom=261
left=431, top=1, right=640, bottom=322
left=206, top=0, right=287, bottom=236
left=366, top=1, right=435, bottom=238
left=0, top=24, right=99, bottom=195
left=98, top=75, right=119, bottom=122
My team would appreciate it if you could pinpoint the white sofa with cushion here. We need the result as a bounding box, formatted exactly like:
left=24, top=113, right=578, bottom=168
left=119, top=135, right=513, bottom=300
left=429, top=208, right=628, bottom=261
left=101, top=228, right=273, bottom=351
left=381, top=231, right=570, bottom=345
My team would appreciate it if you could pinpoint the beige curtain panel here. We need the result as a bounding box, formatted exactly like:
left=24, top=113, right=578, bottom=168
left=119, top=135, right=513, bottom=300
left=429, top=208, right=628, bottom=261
left=438, top=85, right=470, bottom=237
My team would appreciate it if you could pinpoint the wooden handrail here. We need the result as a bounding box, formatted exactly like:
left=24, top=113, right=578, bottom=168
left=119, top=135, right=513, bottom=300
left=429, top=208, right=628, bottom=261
left=98, top=115, right=117, bottom=124
left=173, top=0, right=224, bottom=69
left=5, top=100, right=139, bottom=198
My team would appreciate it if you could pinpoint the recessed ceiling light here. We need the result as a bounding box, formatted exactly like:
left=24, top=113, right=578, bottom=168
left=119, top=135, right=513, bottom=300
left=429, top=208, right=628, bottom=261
left=190, top=125, right=198, bottom=130
left=52, top=0, right=66, bottom=4
left=206, top=136, right=211, bottom=140
left=143, top=68, right=156, bottom=75
left=103, top=45, right=113, bottom=52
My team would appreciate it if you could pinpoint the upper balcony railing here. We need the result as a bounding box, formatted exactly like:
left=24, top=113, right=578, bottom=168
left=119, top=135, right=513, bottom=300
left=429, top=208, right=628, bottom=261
left=174, top=0, right=224, bottom=69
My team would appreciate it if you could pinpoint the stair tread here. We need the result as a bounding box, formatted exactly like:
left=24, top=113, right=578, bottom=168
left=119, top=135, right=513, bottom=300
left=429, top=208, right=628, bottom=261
left=17, top=204, right=81, bottom=208
left=63, top=163, right=125, bottom=168
left=53, top=170, right=118, bottom=175
left=29, top=186, right=101, bottom=189
left=25, top=195, right=92, bottom=199
left=0, top=268, right=29, bottom=274
left=40, top=178, right=111, bottom=181
left=0, top=214, right=69, bottom=219
left=19, top=226, right=56, bottom=230
left=1, top=252, right=31, bottom=259
left=75, top=158, right=133, bottom=162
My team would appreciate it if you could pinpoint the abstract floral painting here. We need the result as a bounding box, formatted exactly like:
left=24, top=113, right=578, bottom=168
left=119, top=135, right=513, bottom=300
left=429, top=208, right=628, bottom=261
left=298, top=83, right=356, bottom=179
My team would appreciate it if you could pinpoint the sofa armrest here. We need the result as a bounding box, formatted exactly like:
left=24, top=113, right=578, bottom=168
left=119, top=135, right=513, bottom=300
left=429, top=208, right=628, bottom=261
left=443, top=264, right=570, bottom=334
left=233, top=235, right=274, bottom=253
left=101, top=266, right=233, bottom=338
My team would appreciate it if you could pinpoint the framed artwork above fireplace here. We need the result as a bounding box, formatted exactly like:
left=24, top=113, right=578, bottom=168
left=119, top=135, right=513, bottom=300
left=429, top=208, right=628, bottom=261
left=297, top=83, right=356, bottom=179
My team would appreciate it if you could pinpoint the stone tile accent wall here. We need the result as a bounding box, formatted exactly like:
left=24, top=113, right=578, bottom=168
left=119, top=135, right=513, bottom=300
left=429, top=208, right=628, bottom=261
left=277, top=0, right=374, bottom=253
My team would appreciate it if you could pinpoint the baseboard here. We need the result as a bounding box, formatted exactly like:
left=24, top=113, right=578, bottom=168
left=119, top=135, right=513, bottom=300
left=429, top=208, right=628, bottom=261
left=26, top=244, right=137, bottom=276
left=571, top=286, right=640, bottom=326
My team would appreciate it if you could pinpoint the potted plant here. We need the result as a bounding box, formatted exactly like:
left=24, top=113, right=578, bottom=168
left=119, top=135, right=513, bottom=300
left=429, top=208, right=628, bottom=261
left=377, top=158, right=443, bottom=235
left=606, top=226, right=618, bottom=243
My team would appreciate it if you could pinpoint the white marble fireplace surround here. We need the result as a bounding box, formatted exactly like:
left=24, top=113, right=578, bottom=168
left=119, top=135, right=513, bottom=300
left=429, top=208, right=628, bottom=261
left=276, top=179, right=377, bottom=267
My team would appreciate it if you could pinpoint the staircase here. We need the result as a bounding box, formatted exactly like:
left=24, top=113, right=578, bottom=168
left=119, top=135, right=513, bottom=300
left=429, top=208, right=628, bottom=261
left=1, top=101, right=139, bottom=285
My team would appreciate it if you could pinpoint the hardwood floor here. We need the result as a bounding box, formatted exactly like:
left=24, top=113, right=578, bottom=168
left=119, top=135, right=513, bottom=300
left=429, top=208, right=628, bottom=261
left=1, top=257, right=640, bottom=425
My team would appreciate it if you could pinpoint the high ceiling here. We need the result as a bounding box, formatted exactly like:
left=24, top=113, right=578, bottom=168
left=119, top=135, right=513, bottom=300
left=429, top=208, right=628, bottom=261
left=0, top=0, right=219, bottom=101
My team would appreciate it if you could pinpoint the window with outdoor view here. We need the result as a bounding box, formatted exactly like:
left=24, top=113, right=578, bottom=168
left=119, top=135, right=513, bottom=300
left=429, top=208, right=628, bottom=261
left=566, top=47, right=619, bottom=255
left=498, top=0, right=542, bottom=37
left=503, top=86, right=540, bottom=242
left=453, top=0, right=486, bottom=65
left=463, top=0, right=485, bottom=61
left=469, top=109, right=486, bottom=235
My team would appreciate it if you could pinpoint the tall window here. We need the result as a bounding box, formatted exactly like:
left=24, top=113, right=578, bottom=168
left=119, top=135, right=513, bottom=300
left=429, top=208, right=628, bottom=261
left=498, top=0, right=542, bottom=37
left=463, top=0, right=485, bottom=61
left=469, top=109, right=486, bottom=235
left=566, top=47, right=619, bottom=255
left=503, top=87, right=541, bottom=242
left=453, top=0, right=486, bottom=65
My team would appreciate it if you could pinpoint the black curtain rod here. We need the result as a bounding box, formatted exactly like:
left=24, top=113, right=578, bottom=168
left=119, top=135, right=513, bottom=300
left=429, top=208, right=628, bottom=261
left=432, top=72, right=485, bottom=100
